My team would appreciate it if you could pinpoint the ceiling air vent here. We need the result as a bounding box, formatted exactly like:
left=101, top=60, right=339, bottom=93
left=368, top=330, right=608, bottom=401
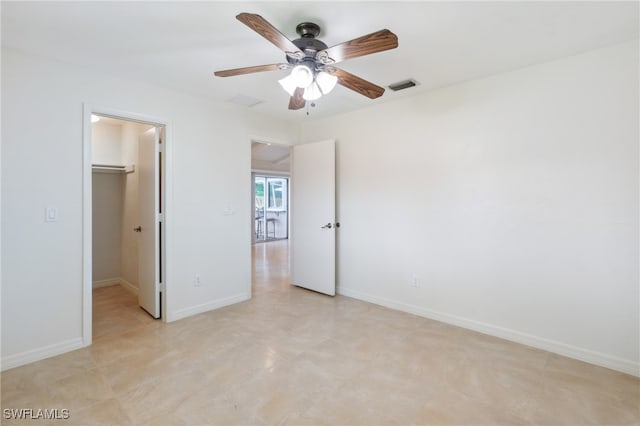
left=388, top=79, right=419, bottom=92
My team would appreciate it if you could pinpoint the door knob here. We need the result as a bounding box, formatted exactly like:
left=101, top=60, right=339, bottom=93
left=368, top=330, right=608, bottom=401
left=134, top=226, right=142, bottom=232
left=321, top=223, right=332, bottom=229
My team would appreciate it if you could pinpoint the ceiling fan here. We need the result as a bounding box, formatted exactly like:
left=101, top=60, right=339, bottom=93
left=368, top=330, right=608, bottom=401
left=214, top=13, right=398, bottom=110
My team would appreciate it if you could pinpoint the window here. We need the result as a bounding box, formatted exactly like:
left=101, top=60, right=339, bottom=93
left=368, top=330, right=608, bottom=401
left=267, top=178, right=287, bottom=211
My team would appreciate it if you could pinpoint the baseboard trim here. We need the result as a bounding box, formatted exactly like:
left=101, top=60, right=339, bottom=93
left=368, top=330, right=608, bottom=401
left=338, top=286, right=639, bottom=377
left=167, top=292, right=251, bottom=322
left=1, top=337, right=84, bottom=372
left=119, top=278, right=138, bottom=295
left=92, top=278, right=120, bottom=288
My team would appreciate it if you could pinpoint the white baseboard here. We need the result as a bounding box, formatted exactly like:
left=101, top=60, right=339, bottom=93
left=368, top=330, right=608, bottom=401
left=92, top=277, right=138, bottom=295
left=1, top=337, right=84, bottom=372
left=119, top=278, right=138, bottom=295
left=167, top=292, right=251, bottom=322
left=338, top=286, right=639, bottom=377
left=92, top=277, right=120, bottom=288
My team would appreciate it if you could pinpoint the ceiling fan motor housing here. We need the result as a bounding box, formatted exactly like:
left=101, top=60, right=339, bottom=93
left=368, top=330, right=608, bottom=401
left=287, top=22, right=328, bottom=66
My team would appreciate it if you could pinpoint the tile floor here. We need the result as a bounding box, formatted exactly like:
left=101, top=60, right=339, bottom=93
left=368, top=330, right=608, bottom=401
left=1, top=240, right=639, bottom=425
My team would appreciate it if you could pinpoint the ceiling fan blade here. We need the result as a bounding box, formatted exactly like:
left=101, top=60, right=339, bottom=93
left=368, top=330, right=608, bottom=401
left=333, top=68, right=385, bottom=99
left=214, top=64, right=283, bottom=77
left=317, top=29, right=398, bottom=64
left=288, top=87, right=305, bottom=110
left=236, top=13, right=303, bottom=56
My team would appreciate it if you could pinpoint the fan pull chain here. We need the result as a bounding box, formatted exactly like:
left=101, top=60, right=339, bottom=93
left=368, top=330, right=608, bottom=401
left=306, top=101, right=316, bottom=116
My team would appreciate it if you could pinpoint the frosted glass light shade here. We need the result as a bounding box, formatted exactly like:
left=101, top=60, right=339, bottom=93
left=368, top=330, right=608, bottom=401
left=316, top=72, right=338, bottom=94
left=303, top=82, right=322, bottom=101
left=290, top=64, right=314, bottom=88
left=278, top=74, right=297, bottom=96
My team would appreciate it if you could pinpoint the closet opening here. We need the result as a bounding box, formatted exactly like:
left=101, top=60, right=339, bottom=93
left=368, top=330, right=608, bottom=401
left=86, top=111, right=167, bottom=343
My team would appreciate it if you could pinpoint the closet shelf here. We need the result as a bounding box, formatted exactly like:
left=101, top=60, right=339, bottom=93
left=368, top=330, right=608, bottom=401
left=92, top=164, right=135, bottom=174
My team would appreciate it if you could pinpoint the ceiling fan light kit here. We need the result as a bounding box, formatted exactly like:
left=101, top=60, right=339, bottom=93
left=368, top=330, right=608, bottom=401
left=303, top=82, right=322, bottom=101
left=214, top=13, right=398, bottom=111
left=290, top=64, right=314, bottom=88
left=278, top=74, right=298, bottom=96
left=316, top=71, right=338, bottom=94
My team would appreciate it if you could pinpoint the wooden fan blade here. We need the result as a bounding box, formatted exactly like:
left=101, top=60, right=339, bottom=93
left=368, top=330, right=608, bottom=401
left=318, top=29, right=398, bottom=64
left=214, top=64, right=282, bottom=77
left=288, top=87, right=305, bottom=110
left=333, top=68, right=385, bottom=99
left=237, top=13, right=303, bottom=55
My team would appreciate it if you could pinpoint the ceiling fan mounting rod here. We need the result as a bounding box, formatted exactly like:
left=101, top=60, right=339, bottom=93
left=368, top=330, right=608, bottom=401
left=296, top=22, right=321, bottom=38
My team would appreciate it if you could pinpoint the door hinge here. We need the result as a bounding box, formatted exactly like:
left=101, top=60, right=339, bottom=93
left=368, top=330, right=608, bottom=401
left=158, top=282, right=164, bottom=293
left=157, top=142, right=164, bottom=153
left=157, top=213, right=164, bottom=222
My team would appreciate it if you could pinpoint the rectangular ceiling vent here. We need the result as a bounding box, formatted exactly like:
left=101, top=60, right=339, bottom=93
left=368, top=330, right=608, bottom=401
left=388, top=79, right=419, bottom=92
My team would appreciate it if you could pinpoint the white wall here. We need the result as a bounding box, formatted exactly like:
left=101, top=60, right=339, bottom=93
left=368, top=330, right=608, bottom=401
left=91, top=172, right=123, bottom=283
left=1, top=48, right=296, bottom=368
left=299, top=40, right=639, bottom=375
left=92, top=122, right=121, bottom=165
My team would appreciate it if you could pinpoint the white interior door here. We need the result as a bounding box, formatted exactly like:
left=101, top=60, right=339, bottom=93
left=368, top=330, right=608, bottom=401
left=291, top=139, right=336, bottom=296
left=137, top=127, right=160, bottom=318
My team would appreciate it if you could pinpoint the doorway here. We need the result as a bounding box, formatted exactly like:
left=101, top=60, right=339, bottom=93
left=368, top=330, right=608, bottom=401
left=83, top=106, right=169, bottom=345
left=250, top=141, right=291, bottom=244
left=254, top=175, right=289, bottom=242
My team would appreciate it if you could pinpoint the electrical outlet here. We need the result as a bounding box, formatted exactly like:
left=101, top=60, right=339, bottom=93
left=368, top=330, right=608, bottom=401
left=194, top=274, right=201, bottom=287
left=45, top=207, right=58, bottom=222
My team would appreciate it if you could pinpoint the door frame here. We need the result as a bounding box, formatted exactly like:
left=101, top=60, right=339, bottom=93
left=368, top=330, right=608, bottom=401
left=249, top=137, right=293, bottom=245
left=82, top=104, right=172, bottom=346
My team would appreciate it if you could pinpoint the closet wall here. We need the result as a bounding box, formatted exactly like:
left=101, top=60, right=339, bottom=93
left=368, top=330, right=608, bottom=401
left=92, top=119, right=150, bottom=291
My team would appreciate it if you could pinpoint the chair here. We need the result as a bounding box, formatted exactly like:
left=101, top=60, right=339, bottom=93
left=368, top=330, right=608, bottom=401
left=265, top=218, right=276, bottom=239
left=255, top=208, right=264, bottom=239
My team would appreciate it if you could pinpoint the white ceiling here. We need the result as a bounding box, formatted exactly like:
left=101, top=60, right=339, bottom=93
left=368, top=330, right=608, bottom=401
left=2, top=1, right=638, bottom=122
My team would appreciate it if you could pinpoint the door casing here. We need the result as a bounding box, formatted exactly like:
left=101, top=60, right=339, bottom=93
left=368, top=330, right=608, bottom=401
left=82, top=104, right=171, bottom=346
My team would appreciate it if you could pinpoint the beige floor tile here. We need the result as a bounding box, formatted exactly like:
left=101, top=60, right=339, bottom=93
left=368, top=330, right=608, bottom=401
left=543, top=353, right=640, bottom=402
left=421, top=386, right=531, bottom=425
left=292, top=351, right=436, bottom=425
left=2, top=349, right=96, bottom=390
left=223, top=371, right=317, bottom=425
left=98, top=351, right=172, bottom=396
left=444, top=354, right=545, bottom=421
left=531, top=384, right=639, bottom=425
left=65, top=398, right=133, bottom=425
left=89, top=327, right=169, bottom=367
left=116, top=369, right=210, bottom=424
left=169, top=393, right=265, bottom=426
left=46, top=369, right=114, bottom=412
